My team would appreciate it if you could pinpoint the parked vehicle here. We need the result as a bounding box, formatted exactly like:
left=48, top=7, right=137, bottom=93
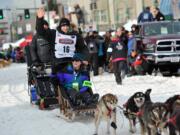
left=136, top=21, right=180, bottom=75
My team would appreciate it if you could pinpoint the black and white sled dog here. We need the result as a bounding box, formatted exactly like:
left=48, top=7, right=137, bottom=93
left=165, top=95, right=180, bottom=135
left=123, top=88, right=152, bottom=133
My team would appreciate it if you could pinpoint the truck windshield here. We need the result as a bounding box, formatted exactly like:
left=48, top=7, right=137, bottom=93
left=143, top=22, right=180, bottom=36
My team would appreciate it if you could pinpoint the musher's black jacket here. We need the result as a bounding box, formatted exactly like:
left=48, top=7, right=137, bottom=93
left=36, top=17, right=89, bottom=64
left=30, top=34, right=52, bottom=64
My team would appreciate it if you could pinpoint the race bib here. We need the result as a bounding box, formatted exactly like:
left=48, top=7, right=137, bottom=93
left=55, top=31, right=77, bottom=58
left=72, top=82, right=79, bottom=91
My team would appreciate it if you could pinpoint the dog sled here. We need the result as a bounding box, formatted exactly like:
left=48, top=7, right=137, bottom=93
left=48, top=59, right=99, bottom=121
left=25, top=45, right=58, bottom=110
left=57, top=85, right=98, bottom=121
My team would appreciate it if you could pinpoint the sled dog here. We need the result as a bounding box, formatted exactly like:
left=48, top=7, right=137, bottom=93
left=123, top=89, right=151, bottom=133
left=165, top=95, right=180, bottom=135
left=94, top=93, right=118, bottom=135
left=139, top=102, right=169, bottom=135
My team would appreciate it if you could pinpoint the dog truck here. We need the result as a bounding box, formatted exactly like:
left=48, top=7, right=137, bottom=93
left=136, top=21, right=180, bottom=76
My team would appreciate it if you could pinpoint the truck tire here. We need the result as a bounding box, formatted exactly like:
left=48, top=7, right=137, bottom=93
left=169, top=66, right=179, bottom=76
left=159, top=67, right=170, bottom=76
left=159, top=66, right=179, bottom=76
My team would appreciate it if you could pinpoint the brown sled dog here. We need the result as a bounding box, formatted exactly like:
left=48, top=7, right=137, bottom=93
left=94, top=93, right=118, bottom=135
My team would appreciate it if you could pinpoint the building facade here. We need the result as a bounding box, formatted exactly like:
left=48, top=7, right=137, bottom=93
left=0, top=0, right=43, bottom=45
left=58, top=0, right=155, bottom=31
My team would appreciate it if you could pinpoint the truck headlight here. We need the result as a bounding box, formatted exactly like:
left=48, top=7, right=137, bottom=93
left=145, top=44, right=155, bottom=51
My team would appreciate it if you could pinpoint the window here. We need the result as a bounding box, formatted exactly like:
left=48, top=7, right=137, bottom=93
left=94, top=10, right=100, bottom=22
left=100, top=10, right=107, bottom=22
left=94, top=10, right=107, bottom=23
left=116, top=8, right=124, bottom=22
left=143, top=22, right=180, bottom=36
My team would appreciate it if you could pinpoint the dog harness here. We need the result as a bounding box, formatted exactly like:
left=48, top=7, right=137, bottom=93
left=168, top=115, right=177, bottom=127
left=167, top=96, right=180, bottom=127
left=136, top=109, right=143, bottom=117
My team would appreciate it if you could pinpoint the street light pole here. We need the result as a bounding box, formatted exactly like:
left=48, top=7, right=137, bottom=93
left=154, top=0, right=158, bottom=7
left=46, top=0, right=50, bottom=24
left=125, top=0, right=129, bottom=21
left=107, top=0, right=111, bottom=28
left=142, top=0, right=145, bottom=10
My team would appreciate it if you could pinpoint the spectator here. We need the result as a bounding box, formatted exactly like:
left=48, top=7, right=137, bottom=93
left=138, top=6, right=153, bottom=23
left=11, top=48, right=16, bottom=62
left=6, top=45, right=13, bottom=60
left=108, top=27, right=128, bottom=85
left=154, top=7, right=165, bottom=21
left=131, top=24, right=139, bottom=35
left=15, top=47, right=25, bottom=63
left=74, top=4, right=85, bottom=27
left=127, top=31, right=137, bottom=75
left=94, top=31, right=106, bottom=75
left=104, top=30, right=112, bottom=72
left=85, top=31, right=99, bottom=76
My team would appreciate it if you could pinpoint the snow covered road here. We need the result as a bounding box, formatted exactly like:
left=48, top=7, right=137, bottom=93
left=0, top=63, right=179, bottom=135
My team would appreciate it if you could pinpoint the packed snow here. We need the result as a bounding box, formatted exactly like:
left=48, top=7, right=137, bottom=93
left=0, top=63, right=179, bottom=135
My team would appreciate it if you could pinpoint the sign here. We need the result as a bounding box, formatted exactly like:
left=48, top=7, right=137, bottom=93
left=171, top=57, right=179, bottom=63
left=17, top=27, right=23, bottom=34
left=26, top=24, right=31, bottom=32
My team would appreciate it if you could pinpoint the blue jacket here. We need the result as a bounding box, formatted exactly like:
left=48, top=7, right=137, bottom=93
left=51, top=64, right=90, bottom=93
left=138, top=10, right=153, bottom=23
left=127, top=37, right=136, bottom=56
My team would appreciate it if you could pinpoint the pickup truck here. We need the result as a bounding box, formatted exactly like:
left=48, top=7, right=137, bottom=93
left=136, top=21, right=180, bottom=75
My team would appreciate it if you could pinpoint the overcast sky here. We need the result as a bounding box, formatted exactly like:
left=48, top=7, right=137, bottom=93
left=0, top=0, right=13, bottom=9
left=0, top=0, right=42, bottom=9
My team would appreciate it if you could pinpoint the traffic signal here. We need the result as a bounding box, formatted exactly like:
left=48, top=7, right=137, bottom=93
left=24, top=9, right=30, bottom=19
left=0, top=9, right=4, bottom=19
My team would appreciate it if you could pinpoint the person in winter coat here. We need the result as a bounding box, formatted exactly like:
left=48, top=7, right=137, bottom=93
left=108, top=27, right=128, bottom=85
left=94, top=31, right=106, bottom=75
left=127, top=31, right=137, bottom=75
left=138, top=7, right=153, bottom=23
left=30, top=20, right=52, bottom=65
left=85, top=31, right=99, bottom=76
left=15, top=47, right=25, bottom=63
left=51, top=53, right=99, bottom=106
left=131, top=24, right=139, bottom=35
left=36, top=8, right=89, bottom=73
left=131, top=54, right=147, bottom=75
left=103, top=30, right=112, bottom=72
left=154, top=7, right=165, bottom=21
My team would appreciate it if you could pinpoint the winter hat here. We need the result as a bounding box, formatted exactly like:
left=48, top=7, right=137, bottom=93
left=42, top=20, right=49, bottom=26
left=72, top=53, right=85, bottom=61
left=59, top=18, right=70, bottom=27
